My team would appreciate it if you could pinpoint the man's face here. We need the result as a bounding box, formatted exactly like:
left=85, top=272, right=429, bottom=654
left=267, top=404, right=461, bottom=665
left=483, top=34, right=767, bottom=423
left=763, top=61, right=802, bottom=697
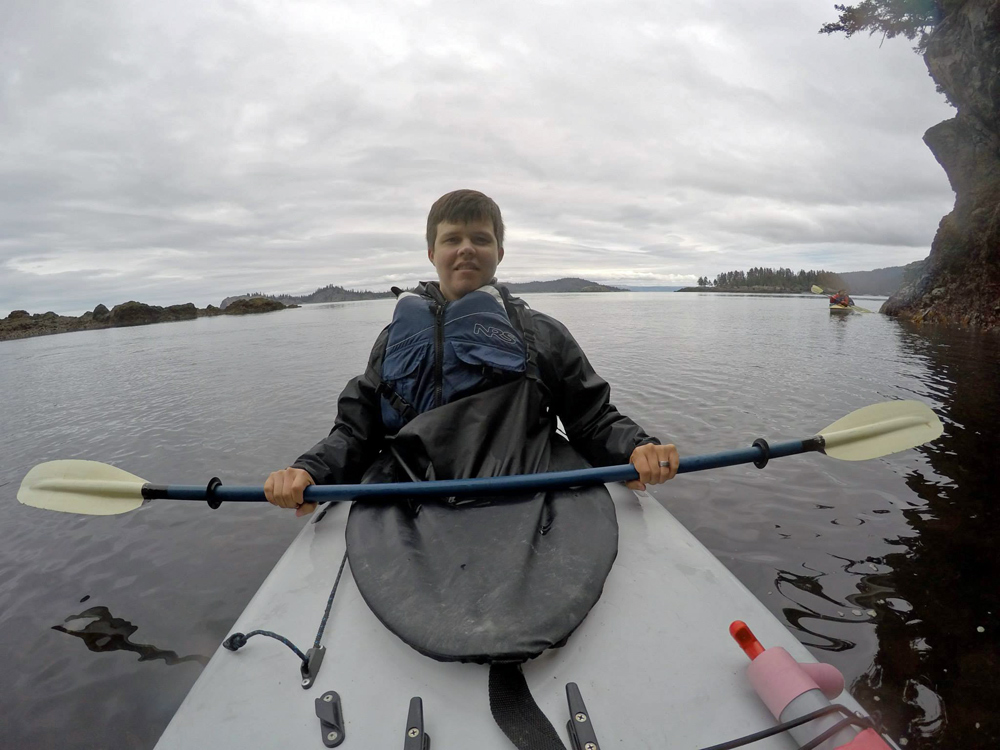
left=428, top=219, right=504, bottom=301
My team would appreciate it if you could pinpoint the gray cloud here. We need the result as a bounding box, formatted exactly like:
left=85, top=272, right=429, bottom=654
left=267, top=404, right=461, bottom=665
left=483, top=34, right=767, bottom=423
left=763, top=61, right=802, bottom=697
left=1, top=0, right=955, bottom=314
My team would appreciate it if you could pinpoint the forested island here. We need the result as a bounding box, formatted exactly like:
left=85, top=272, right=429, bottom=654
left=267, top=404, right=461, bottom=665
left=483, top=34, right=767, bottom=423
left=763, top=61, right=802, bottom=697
left=679, top=268, right=848, bottom=294
left=680, top=265, right=911, bottom=296
left=220, top=285, right=393, bottom=308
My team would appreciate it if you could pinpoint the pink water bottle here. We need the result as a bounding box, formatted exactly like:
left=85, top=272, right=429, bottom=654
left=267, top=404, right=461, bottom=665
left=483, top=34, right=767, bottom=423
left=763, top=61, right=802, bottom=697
left=730, top=621, right=891, bottom=750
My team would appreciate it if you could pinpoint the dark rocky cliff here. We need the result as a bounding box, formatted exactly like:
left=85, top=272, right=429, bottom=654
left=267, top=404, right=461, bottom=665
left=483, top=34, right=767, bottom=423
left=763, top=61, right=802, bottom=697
left=882, top=0, right=1000, bottom=329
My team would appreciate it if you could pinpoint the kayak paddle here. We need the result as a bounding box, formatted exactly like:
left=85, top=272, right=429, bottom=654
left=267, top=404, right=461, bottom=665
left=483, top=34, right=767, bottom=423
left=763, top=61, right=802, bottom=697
left=17, top=400, right=941, bottom=516
left=810, top=285, right=873, bottom=313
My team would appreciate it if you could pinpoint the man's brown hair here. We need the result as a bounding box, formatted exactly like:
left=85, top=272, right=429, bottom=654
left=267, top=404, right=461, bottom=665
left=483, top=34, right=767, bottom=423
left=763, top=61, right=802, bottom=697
left=426, top=190, right=504, bottom=249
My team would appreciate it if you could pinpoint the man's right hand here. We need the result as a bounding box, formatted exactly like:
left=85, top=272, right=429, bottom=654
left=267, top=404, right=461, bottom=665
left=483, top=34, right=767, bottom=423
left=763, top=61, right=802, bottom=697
left=264, top=467, right=317, bottom=517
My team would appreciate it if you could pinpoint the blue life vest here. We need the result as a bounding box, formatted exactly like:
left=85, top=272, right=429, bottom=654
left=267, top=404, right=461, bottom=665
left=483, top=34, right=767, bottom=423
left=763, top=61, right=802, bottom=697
left=379, top=285, right=527, bottom=433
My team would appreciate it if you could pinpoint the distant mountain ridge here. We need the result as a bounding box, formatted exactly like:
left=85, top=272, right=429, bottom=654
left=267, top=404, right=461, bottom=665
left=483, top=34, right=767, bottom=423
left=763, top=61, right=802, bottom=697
left=220, top=278, right=626, bottom=308
left=836, top=263, right=918, bottom=296
left=501, top=278, right=627, bottom=293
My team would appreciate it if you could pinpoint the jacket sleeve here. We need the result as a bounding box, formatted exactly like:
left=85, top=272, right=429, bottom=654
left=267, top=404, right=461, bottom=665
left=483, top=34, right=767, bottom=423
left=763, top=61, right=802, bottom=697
left=532, top=311, right=659, bottom=466
left=291, top=328, right=388, bottom=484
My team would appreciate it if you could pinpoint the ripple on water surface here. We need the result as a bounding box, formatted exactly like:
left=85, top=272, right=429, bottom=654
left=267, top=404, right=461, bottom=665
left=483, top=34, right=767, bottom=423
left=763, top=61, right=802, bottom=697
left=0, top=294, right=997, bottom=748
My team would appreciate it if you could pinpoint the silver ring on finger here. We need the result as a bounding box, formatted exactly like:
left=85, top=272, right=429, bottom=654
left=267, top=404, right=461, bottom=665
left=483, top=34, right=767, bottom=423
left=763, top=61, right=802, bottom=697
left=658, top=461, right=671, bottom=468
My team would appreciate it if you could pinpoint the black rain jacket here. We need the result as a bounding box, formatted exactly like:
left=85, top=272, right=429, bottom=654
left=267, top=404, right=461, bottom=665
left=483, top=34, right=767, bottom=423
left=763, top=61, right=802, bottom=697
left=292, top=281, right=658, bottom=484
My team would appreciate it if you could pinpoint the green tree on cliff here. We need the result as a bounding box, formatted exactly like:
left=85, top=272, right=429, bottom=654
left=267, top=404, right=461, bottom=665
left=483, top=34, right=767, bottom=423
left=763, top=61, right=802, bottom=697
left=819, top=0, right=942, bottom=52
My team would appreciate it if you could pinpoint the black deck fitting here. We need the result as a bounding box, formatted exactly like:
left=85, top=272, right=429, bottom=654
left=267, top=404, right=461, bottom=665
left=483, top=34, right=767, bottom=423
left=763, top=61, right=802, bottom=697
left=314, top=690, right=345, bottom=747
left=566, top=682, right=601, bottom=750
left=403, top=696, right=430, bottom=749
left=300, top=645, right=326, bottom=690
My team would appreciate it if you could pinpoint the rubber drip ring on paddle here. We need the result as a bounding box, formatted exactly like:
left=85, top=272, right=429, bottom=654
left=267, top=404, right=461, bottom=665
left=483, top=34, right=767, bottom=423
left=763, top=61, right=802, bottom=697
left=751, top=439, right=770, bottom=469
left=205, top=477, right=223, bottom=509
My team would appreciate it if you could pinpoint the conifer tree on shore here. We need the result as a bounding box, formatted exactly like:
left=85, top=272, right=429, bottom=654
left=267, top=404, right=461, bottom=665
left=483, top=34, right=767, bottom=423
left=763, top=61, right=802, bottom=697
left=699, top=268, right=846, bottom=291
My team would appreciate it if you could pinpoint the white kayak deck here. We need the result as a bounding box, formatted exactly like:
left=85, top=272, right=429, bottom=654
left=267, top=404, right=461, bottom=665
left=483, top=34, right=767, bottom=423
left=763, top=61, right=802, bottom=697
left=156, top=485, right=876, bottom=749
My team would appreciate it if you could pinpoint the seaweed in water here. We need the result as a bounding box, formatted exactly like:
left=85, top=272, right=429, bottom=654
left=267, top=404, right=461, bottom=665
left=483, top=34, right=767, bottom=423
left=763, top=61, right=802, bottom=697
left=52, top=605, right=209, bottom=666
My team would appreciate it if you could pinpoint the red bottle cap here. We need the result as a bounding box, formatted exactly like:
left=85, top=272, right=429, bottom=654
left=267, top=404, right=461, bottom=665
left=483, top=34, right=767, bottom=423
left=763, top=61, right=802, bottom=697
left=730, top=620, right=765, bottom=660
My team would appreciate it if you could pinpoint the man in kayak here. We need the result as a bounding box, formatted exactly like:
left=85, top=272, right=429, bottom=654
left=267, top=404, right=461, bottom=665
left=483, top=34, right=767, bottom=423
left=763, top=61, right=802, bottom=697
left=265, top=189, right=679, bottom=516
left=829, top=290, right=854, bottom=307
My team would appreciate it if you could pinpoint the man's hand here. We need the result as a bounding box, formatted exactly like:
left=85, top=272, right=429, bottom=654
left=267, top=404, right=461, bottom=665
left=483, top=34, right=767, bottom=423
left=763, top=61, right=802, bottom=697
left=264, top=467, right=317, bottom=517
left=627, top=443, right=679, bottom=491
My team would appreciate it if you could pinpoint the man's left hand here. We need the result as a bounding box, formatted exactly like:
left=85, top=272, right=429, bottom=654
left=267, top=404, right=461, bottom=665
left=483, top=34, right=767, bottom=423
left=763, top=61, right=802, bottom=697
left=627, top=443, right=679, bottom=490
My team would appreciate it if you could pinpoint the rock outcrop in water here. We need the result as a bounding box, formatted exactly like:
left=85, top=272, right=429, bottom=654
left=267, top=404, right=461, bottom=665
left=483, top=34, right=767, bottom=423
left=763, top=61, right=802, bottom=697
left=0, top=297, right=290, bottom=342
left=879, top=0, right=1000, bottom=330
left=107, top=301, right=199, bottom=327
left=221, top=297, right=287, bottom=315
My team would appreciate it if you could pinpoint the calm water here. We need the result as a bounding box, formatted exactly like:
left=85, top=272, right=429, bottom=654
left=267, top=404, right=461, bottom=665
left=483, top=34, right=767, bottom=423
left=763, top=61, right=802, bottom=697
left=0, top=292, right=996, bottom=749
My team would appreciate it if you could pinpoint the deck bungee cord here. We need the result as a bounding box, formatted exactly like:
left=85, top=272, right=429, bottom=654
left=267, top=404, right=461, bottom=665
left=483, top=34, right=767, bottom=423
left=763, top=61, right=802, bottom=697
left=222, top=549, right=349, bottom=690
left=698, top=704, right=889, bottom=750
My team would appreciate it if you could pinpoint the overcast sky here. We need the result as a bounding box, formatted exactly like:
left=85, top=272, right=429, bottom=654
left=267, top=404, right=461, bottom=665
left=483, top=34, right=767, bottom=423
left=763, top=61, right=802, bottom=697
left=1, top=0, right=955, bottom=314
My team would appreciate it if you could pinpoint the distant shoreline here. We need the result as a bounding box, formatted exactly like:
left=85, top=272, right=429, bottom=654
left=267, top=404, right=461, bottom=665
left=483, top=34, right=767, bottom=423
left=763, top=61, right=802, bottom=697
left=221, top=277, right=629, bottom=307
left=676, top=286, right=811, bottom=294
left=2, top=278, right=628, bottom=344
left=676, top=287, right=889, bottom=300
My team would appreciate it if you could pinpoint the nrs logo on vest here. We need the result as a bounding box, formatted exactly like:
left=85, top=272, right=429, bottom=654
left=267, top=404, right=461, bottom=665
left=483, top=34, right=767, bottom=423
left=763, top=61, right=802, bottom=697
left=474, top=323, right=518, bottom=345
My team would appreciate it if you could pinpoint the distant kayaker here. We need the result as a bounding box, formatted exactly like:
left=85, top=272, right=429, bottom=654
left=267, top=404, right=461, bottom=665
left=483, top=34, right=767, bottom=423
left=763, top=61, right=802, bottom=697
left=265, top=189, right=680, bottom=515
left=829, top=290, right=854, bottom=307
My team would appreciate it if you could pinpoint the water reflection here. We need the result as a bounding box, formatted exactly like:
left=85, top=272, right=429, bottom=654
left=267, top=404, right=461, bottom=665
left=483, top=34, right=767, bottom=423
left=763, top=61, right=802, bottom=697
left=3, top=294, right=996, bottom=749
left=53, top=606, right=209, bottom=667
left=847, top=324, right=1000, bottom=748
left=778, top=565, right=869, bottom=653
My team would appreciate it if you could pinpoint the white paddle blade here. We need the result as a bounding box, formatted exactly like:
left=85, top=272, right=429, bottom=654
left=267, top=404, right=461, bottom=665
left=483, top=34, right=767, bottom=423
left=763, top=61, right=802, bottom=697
left=18, top=460, right=148, bottom=515
left=811, top=285, right=825, bottom=294
left=819, top=401, right=942, bottom=461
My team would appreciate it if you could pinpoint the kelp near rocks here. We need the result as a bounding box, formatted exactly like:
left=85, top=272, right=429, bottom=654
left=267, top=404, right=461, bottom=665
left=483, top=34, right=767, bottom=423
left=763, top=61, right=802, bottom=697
left=1, top=297, right=289, bottom=343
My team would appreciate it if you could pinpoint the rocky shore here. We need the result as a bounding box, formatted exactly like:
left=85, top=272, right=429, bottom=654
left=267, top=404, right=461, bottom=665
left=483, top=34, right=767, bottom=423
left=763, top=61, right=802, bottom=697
left=1, top=297, right=290, bottom=343
left=878, top=0, right=1000, bottom=331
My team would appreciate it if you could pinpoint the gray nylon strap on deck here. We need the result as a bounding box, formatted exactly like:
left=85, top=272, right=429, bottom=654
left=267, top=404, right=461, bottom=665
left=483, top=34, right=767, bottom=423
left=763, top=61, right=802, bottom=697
left=488, top=663, right=567, bottom=750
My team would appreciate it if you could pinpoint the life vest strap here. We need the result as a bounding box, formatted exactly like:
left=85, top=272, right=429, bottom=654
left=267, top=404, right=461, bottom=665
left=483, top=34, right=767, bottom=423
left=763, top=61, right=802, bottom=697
left=499, top=287, right=541, bottom=383
left=375, top=381, right=418, bottom=423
